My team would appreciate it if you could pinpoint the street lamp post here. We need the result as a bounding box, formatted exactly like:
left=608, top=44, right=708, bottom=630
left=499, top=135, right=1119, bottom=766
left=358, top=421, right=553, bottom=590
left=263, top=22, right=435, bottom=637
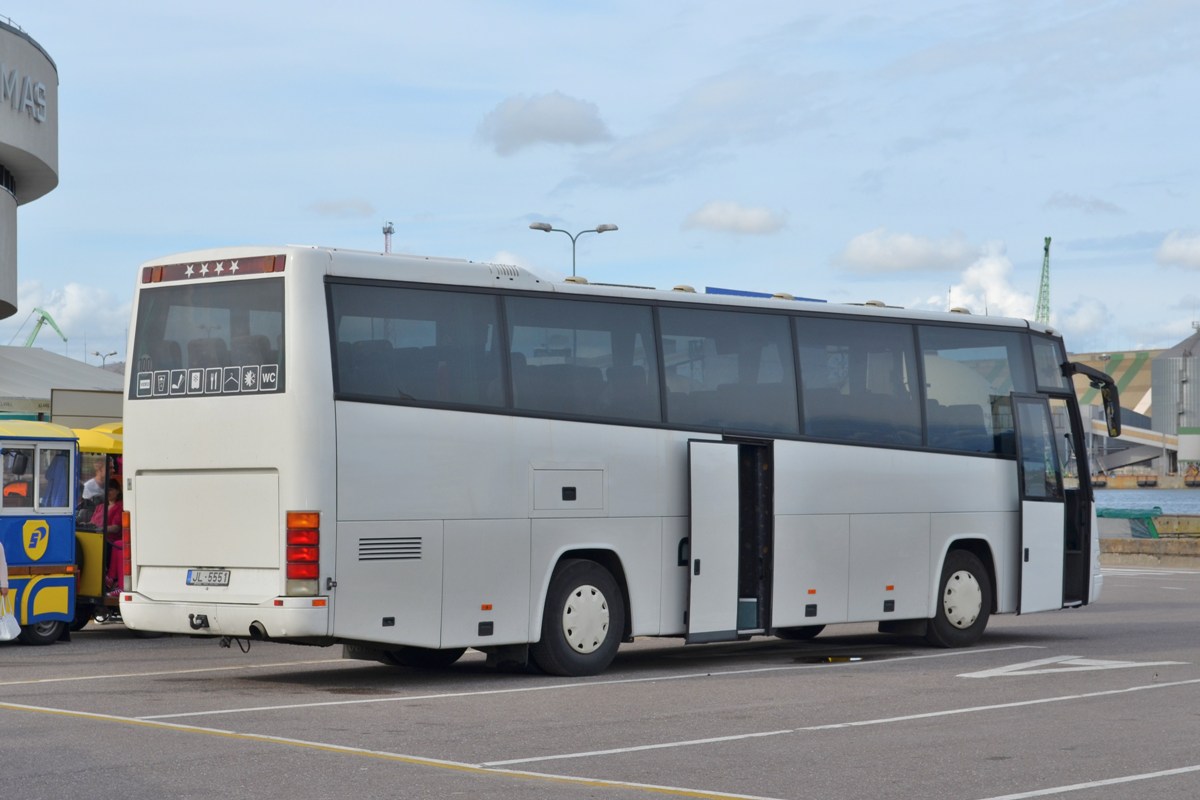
left=528, top=222, right=618, bottom=277
left=92, top=350, right=117, bottom=367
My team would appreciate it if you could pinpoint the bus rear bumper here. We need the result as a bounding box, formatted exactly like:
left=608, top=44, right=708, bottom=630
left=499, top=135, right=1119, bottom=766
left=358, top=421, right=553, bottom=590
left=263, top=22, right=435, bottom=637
left=118, top=593, right=330, bottom=639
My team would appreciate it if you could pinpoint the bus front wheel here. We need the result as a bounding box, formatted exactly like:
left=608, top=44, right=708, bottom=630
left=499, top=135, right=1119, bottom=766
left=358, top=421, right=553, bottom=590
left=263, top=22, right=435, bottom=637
left=926, top=550, right=992, bottom=648
left=531, top=559, right=624, bottom=677
left=19, top=620, right=66, bottom=646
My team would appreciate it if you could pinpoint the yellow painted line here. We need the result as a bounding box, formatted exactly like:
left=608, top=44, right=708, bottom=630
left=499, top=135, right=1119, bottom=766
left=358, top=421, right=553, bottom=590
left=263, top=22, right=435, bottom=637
left=0, top=700, right=782, bottom=800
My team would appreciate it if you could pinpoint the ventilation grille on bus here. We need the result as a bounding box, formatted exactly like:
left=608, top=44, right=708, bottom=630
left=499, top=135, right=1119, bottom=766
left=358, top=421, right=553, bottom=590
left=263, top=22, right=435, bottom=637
left=358, top=536, right=422, bottom=561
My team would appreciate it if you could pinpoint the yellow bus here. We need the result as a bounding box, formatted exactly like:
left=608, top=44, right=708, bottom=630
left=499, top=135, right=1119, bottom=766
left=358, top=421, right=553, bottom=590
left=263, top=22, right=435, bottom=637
left=1, top=420, right=78, bottom=644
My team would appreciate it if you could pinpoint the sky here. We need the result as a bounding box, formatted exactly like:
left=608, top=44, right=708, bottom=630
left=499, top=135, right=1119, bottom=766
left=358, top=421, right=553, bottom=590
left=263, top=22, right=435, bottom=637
left=2, top=0, right=1199, bottom=366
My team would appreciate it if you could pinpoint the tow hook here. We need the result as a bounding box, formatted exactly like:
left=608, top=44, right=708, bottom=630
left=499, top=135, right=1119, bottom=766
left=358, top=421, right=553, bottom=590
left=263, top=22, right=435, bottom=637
left=188, top=613, right=209, bottom=630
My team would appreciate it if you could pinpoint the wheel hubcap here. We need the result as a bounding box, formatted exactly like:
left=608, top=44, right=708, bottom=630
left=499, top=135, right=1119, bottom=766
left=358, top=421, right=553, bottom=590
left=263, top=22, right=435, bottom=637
left=942, top=569, right=982, bottom=629
left=562, top=583, right=610, bottom=654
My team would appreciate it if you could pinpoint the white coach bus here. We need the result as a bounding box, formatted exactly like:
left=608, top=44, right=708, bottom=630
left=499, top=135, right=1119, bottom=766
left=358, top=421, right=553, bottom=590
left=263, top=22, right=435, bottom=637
left=119, top=245, right=1120, bottom=676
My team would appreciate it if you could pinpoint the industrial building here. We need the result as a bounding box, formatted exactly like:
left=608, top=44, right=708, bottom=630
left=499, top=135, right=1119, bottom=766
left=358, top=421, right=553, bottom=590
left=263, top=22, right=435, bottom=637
left=1071, top=327, right=1200, bottom=479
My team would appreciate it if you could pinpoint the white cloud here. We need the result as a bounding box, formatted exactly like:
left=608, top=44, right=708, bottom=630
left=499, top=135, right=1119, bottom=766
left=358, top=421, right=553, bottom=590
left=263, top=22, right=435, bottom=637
left=947, top=246, right=1034, bottom=319
left=1044, top=192, right=1125, bottom=215
left=477, top=91, right=612, bottom=156
left=575, top=67, right=826, bottom=187
left=1156, top=231, right=1200, bottom=269
left=837, top=228, right=979, bottom=274
left=1058, top=296, right=1112, bottom=339
left=913, top=245, right=1034, bottom=319
left=1, top=282, right=131, bottom=363
left=682, top=201, right=786, bottom=235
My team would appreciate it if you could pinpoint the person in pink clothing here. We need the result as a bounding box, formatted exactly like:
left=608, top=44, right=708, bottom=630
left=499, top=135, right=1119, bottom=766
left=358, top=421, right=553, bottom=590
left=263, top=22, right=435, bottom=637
left=91, top=480, right=123, bottom=592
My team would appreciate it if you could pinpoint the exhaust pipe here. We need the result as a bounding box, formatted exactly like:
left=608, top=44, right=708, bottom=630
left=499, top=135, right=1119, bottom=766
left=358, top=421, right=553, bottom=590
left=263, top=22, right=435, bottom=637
left=248, top=621, right=269, bottom=641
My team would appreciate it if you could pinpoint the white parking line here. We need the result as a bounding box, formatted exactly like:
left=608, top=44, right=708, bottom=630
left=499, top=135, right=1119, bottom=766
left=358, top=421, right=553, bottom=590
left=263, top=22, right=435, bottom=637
left=139, top=644, right=1041, bottom=720
left=972, top=763, right=1200, bottom=799
left=1102, top=567, right=1200, bottom=577
left=0, top=657, right=346, bottom=687
left=0, top=700, right=785, bottom=800
left=481, top=676, right=1200, bottom=766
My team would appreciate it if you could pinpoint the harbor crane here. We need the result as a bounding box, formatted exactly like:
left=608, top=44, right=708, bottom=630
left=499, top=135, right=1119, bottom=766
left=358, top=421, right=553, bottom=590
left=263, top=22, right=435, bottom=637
left=8, top=307, right=68, bottom=348
left=1035, top=236, right=1051, bottom=325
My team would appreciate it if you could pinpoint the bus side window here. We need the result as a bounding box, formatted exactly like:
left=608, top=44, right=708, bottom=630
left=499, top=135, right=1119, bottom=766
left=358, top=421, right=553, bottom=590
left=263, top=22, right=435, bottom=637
left=927, top=400, right=990, bottom=452
left=349, top=340, right=397, bottom=397
left=605, top=364, right=652, bottom=419
left=3, top=448, right=32, bottom=506
left=918, top=326, right=1034, bottom=455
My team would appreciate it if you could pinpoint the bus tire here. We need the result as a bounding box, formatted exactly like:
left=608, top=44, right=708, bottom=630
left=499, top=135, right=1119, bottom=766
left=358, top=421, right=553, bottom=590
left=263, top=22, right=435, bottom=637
left=381, top=646, right=467, bottom=669
left=531, top=558, right=624, bottom=677
left=775, top=625, right=825, bottom=641
left=926, top=549, right=991, bottom=648
left=70, top=603, right=94, bottom=632
left=19, top=620, right=66, bottom=646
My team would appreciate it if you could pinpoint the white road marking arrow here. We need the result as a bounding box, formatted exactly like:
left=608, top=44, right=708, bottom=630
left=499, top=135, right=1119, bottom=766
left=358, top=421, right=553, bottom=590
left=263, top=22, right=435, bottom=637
left=959, top=655, right=1186, bottom=678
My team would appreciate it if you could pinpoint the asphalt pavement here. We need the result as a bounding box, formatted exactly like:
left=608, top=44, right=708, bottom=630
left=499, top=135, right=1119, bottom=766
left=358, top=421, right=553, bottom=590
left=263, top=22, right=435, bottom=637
left=3, top=565, right=1199, bottom=800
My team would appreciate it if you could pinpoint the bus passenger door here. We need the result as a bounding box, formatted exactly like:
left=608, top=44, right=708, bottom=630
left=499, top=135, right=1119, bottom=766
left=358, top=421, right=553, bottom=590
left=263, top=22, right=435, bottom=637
left=1013, top=395, right=1066, bottom=613
left=1051, top=396, right=1093, bottom=606
left=686, top=440, right=740, bottom=642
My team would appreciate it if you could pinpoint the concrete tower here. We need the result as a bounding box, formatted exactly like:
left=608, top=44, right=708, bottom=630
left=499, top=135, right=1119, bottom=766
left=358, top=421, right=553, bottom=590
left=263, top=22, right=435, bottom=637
left=0, top=18, right=59, bottom=319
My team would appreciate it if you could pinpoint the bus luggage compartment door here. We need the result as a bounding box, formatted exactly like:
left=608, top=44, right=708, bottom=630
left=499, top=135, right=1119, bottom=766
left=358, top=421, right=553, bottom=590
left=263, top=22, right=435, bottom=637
left=686, top=439, right=740, bottom=643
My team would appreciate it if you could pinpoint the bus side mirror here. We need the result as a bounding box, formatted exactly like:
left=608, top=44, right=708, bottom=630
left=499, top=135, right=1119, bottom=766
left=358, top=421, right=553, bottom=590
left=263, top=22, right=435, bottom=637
left=1101, top=384, right=1121, bottom=437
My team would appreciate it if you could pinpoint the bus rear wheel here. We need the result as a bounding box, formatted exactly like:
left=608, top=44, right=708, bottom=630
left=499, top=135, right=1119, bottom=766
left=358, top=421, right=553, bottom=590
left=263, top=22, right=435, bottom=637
left=926, top=550, right=992, bottom=648
left=19, top=620, right=66, bottom=646
left=775, top=625, right=825, bottom=641
left=531, top=559, right=624, bottom=677
left=381, top=646, right=467, bottom=669
left=70, top=603, right=94, bottom=631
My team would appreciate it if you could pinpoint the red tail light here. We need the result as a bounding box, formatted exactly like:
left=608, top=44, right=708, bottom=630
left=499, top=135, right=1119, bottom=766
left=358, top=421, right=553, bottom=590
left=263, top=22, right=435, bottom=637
left=121, top=511, right=132, bottom=591
left=285, top=511, right=320, bottom=594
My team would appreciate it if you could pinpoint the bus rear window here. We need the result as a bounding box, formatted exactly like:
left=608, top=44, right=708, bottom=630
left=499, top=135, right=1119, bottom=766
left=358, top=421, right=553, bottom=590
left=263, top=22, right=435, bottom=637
left=129, top=278, right=285, bottom=399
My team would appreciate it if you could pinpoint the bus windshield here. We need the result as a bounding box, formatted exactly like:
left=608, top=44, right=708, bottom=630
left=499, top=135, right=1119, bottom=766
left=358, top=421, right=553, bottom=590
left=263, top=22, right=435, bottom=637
left=129, top=277, right=285, bottom=399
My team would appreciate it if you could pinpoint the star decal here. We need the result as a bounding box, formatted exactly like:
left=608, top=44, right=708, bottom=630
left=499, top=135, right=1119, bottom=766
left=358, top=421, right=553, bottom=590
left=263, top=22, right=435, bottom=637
left=214, top=261, right=225, bottom=275
left=229, top=260, right=239, bottom=274
left=184, top=264, right=195, bottom=277
left=200, top=263, right=210, bottom=276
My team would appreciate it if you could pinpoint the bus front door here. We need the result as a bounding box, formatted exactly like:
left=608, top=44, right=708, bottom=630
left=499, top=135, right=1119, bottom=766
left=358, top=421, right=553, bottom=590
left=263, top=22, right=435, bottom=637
left=686, top=439, right=772, bottom=643
left=1012, top=395, right=1067, bottom=613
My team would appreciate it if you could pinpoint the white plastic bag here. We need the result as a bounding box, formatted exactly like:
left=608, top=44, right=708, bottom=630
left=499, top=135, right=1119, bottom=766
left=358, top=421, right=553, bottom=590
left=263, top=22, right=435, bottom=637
left=0, top=595, right=21, bottom=641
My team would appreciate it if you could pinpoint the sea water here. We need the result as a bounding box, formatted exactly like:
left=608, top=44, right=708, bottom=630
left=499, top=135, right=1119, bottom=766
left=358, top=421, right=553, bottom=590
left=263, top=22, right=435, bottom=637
left=1094, top=488, right=1200, bottom=515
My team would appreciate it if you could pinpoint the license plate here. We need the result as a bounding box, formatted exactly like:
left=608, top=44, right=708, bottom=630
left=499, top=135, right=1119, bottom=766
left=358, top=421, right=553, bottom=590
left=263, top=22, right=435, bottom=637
left=187, top=569, right=230, bottom=587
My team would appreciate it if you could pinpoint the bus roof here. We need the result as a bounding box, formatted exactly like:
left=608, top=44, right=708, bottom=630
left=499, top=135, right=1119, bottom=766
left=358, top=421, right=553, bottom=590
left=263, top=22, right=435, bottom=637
left=73, top=425, right=122, bottom=455
left=138, top=244, right=1051, bottom=336
left=0, top=420, right=78, bottom=442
